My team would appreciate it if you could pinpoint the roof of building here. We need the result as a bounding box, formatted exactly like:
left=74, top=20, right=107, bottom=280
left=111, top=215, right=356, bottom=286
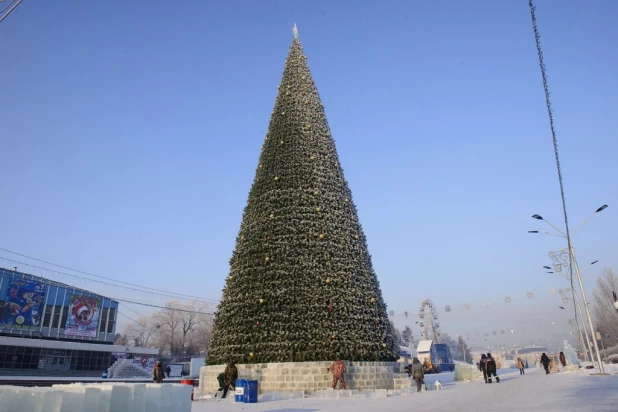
left=0, top=335, right=158, bottom=355
left=417, top=340, right=433, bottom=353
left=518, top=347, right=548, bottom=354
left=0, top=266, right=117, bottom=304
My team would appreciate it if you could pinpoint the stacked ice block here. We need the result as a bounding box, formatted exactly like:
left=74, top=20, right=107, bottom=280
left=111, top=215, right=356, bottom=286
left=0, top=383, right=192, bottom=412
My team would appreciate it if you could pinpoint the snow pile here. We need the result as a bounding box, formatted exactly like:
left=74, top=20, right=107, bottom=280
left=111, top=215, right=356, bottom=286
left=0, top=382, right=192, bottom=412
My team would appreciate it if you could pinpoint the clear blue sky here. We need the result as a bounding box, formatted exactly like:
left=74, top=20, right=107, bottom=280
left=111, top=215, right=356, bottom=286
left=1, top=0, right=617, bottom=350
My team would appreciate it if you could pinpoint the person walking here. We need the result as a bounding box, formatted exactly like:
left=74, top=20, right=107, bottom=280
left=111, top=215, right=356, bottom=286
left=559, top=352, right=567, bottom=368
left=328, top=357, right=347, bottom=390
left=152, top=361, right=164, bottom=383
left=517, top=357, right=525, bottom=375
left=485, top=353, right=500, bottom=383
left=411, top=357, right=425, bottom=392
left=479, top=354, right=488, bottom=383
left=221, top=361, right=238, bottom=398
left=540, top=353, right=550, bottom=375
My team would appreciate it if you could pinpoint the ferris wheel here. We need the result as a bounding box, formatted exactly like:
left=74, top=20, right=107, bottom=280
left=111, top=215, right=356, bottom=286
left=418, top=299, right=441, bottom=343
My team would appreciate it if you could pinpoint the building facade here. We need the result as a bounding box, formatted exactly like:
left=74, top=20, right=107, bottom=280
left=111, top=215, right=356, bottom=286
left=0, top=267, right=157, bottom=375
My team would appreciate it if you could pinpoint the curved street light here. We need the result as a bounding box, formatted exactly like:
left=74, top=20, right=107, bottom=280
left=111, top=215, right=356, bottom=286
left=528, top=204, right=609, bottom=372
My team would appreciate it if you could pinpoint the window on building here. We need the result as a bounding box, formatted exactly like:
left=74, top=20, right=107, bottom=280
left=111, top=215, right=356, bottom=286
left=60, top=307, right=68, bottom=329
left=107, top=308, right=116, bottom=334
left=99, top=308, right=108, bottom=333
left=52, top=306, right=62, bottom=329
left=0, top=300, right=4, bottom=319
left=43, top=306, right=53, bottom=328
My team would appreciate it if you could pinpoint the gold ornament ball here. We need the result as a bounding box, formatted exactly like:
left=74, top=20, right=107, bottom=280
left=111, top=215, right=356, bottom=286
left=274, top=176, right=279, bottom=181
left=331, top=334, right=336, bottom=339
left=281, top=111, right=285, bottom=115
left=280, top=140, right=284, bottom=145
left=325, top=278, right=331, bottom=284
left=265, top=256, right=270, bottom=262
left=370, top=298, right=375, bottom=303
left=269, top=213, right=274, bottom=219
left=313, top=190, right=319, bottom=195
left=249, top=352, right=254, bottom=358
left=310, top=156, right=315, bottom=160
left=382, top=343, right=387, bottom=348
left=304, top=100, right=309, bottom=104
left=302, top=75, right=306, bottom=80
left=319, top=234, right=325, bottom=239
left=259, top=298, right=265, bottom=304
left=316, top=207, right=321, bottom=212
left=354, top=235, right=359, bottom=240
left=240, top=236, right=244, bottom=240
left=344, top=198, right=349, bottom=203
left=229, top=275, right=233, bottom=280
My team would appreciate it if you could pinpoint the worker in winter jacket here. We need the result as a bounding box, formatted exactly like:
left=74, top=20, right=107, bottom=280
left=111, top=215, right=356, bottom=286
left=328, top=357, right=347, bottom=389
left=479, top=354, right=488, bottom=383
left=540, top=353, right=550, bottom=375
left=411, top=357, right=425, bottom=392
left=222, top=362, right=238, bottom=398
left=485, top=353, right=500, bottom=383
left=152, top=361, right=164, bottom=383
left=215, top=373, right=225, bottom=397
left=517, top=358, right=525, bottom=375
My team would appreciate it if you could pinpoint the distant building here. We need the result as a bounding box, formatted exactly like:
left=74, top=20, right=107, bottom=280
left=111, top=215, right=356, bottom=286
left=513, top=347, right=549, bottom=365
left=0, top=267, right=157, bottom=375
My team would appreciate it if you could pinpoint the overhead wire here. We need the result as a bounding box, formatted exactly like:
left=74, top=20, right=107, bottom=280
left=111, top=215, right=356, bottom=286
left=0, top=247, right=220, bottom=303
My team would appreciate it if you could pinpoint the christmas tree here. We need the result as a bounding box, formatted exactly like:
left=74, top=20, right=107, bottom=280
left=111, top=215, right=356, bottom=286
left=207, top=26, right=398, bottom=365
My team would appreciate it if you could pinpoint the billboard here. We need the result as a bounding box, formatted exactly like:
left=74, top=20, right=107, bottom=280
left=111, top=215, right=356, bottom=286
left=64, top=295, right=101, bottom=337
left=133, top=356, right=157, bottom=372
left=0, top=279, right=46, bottom=331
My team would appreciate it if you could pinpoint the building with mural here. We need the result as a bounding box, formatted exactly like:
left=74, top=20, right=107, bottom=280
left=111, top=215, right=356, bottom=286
left=0, top=267, right=157, bottom=375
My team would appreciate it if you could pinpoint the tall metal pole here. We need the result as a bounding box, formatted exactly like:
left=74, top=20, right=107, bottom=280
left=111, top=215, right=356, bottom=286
left=0, top=0, right=24, bottom=24
left=570, top=244, right=604, bottom=372
left=573, top=289, right=594, bottom=364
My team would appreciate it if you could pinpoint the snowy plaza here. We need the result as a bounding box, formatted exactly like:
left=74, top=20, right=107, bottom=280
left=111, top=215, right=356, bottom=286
left=192, top=366, right=618, bottom=412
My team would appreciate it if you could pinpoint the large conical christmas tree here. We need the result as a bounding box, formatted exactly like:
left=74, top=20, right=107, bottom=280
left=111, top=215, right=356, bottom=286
left=207, top=27, right=398, bottom=364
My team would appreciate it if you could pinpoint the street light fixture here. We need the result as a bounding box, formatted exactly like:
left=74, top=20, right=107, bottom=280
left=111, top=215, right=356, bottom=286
left=528, top=204, right=608, bottom=373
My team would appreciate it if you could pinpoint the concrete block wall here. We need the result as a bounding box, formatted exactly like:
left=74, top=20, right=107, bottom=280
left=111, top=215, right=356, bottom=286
left=200, top=361, right=400, bottom=395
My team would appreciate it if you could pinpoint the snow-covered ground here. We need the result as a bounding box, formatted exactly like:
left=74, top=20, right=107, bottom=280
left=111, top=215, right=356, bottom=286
left=192, top=366, right=618, bottom=411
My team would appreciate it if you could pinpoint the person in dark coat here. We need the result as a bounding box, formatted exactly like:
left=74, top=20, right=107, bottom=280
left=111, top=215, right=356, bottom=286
left=214, top=372, right=225, bottom=397
left=479, top=354, right=488, bottom=383
left=166, top=365, right=171, bottom=378
left=411, top=357, right=425, bottom=392
left=221, top=362, right=239, bottom=398
left=540, top=353, right=550, bottom=374
left=559, top=352, right=567, bottom=368
left=485, top=353, right=500, bottom=383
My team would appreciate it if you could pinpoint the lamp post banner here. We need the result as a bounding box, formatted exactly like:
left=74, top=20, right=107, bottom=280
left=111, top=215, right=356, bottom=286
left=549, top=249, right=570, bottom=274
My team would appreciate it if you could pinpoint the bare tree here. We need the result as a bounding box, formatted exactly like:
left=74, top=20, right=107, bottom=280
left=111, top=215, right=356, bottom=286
left=125, top=316, right=158, bottom=348
left=120, top=301, right=214, bottom=356
left=593, top=268, right=618, bottom=347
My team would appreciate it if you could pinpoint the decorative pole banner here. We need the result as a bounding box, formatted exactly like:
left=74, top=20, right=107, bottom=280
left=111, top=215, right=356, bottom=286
left=548, top=249, right=570, bottom=274
left=65, top=295, right=102, bottom=337
left=0, top=279, right=46, bottom=331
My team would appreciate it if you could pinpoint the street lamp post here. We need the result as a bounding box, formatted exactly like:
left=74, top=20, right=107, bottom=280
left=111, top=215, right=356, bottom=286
left=546, top=258, right=599, bottom=364
left=529, top=205, right=608, bottom=373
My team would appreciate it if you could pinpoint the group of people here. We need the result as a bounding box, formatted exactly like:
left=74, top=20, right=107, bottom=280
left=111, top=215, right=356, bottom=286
left=478, top=353, right=500, bottom=383
left=208, top=350, right=571, bottom=396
